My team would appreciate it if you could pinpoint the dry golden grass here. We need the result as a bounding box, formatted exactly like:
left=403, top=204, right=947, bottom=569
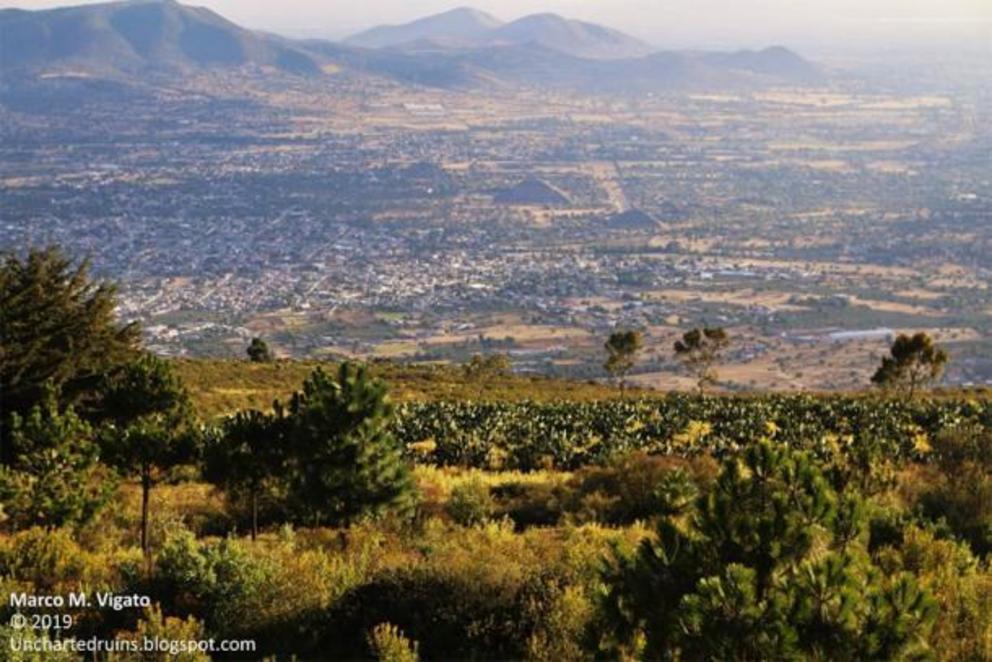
left=174, top=359, right=641, bottom=419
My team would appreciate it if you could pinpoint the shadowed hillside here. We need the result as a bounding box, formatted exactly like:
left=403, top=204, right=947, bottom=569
left=0, top=0, right=320, bottom=76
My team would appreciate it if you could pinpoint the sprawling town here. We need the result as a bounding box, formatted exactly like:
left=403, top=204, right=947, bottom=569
left=2, top=60, right=990, bottom=390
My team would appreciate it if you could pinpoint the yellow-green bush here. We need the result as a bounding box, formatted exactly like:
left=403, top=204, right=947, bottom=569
left=877, top=526, right=992, bottom=661
left=322, top=519, right=646, bottom=659
left=0, top=527, right=130, bottom=593
left=446, top=478, right=495, bottom=526
left=917, top=426, right=992, bottom=557
left=0, top=625, right=79, bottom=662
left=367, top=622, right=420, bottom=662
left=566, top=452, right=717, bottom=524
left=113, top=605, right=210, bottom=662
left=142, top=527, right=337, bottom=651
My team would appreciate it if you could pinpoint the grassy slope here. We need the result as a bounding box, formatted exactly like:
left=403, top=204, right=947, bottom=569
left=175, top=359, right=653, bottom=419
left=175, top=359, right=991, bottom=420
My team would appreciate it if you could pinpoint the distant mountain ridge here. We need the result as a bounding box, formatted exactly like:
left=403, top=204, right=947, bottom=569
left=345, top=8, right=653, bottom=60
left=328, top=43, right=824, bottom=94
left=0, top=0, right=826, bottom=106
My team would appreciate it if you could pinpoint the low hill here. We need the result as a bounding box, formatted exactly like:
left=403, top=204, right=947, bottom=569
left=380, top=44, right=822, bottom=94
left=700, top=46, right=824, bottom=84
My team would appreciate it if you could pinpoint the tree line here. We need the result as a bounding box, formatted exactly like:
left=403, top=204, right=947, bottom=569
left=603, top=325, right=947, bottom=397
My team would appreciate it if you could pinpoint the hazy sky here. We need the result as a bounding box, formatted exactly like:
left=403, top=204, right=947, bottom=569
left=5, top=0, right=992, bottom=52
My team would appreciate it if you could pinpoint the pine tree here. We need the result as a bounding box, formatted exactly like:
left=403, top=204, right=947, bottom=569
left=871, top=332, right=948, bottom=397
left=98, top=353, right=198, bottom=554
left=695, top=441, right=837, bottom=597
left=0, top=247, right=140, bottom=456
left=677, top=563, right=795, bottom=660
left=593, top=440, right=937, bottom=659
left=284, top=364, right=416, bottom=526
left=0, top=388, right=114, bottom=529
left=204, top=409, right=286, bottom=541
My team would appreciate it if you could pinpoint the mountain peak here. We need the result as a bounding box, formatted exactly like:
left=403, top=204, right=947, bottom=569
left=345, top=8, right=652, bottom=60
left=438, top=7, right=499, bottom=20
left=490, top=13, right=652, bottom=60
left=514, top=12, right=561, bottom=22
left=0, top=0, right=321, bottom=77
left=344, top=7, right=503, bottom=49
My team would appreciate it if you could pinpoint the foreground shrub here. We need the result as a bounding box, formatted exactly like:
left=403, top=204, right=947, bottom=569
left=0, top=527, right=127, bottom=593
left=918, top=426, right=992, bottom=556
left=446, top=478, right=494, bottom=526
left=368, top=622, right=419, bottom=662
left=140, top=528, right=334, bottom=652
left=877, top=526, right=992, bottom=661
left=0, top=527, right=140, bottom=638
left=114, top=605, right=210, bottom=662
left=492, top=480, right=568, bottom=528
left=0, top=625, right=78, bottom=662
left=594, top=441, right=938, bottom=660
left=332, top=569, right=523, bottom=659
left=566, top=452, right=716, bottom=524
left=331, top=567, right=597, bottom=660
left=322, top=519, right=643, bottom=660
